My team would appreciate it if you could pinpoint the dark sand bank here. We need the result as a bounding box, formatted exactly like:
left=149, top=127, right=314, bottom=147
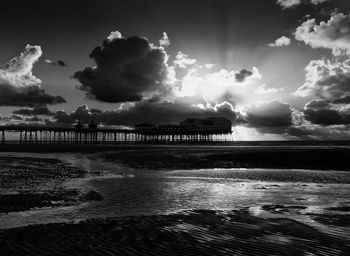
left=0, top=140, right=350, bottom=153
left=101, top=146, right=350, bottom=171
left=0, top=156, right=86, bottom=191
left=0, top=156, right=102, bottom=213
left=1, top=209, right=349, bottom=256
left=0, top=143, right=349, bottom=171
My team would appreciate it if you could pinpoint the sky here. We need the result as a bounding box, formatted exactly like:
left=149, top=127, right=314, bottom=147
left=0, top=0, right=350, bottom=140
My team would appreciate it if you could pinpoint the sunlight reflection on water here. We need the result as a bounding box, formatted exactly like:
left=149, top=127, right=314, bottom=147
left=0, top=152, right=350, bottom=232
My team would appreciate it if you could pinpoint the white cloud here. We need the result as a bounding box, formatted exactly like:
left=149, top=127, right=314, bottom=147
left=277, top=0, right=302, bottom=9
left=277, top=0, right=331, bottom=9
left=0, top=44, right=42, bottom=88
left=176, top=66, right=262, bottom=105
left=0, top=45, right=65, bottom=106
left=107, top=30, right=123, bottom=41
left=170, top=51, right=286, bottom=109
left=268, top=36, right=291, bottom=47
left=294, top=58, right=350, bottom=100
left=255, top=84, right=284, bottom=94
left=159, top=32, right=170, bottom=47
left=295, top=13, right=350, bottom=56
left=204, top=64, right=215, bottom=69
left=44, top=59, right=53, bottom=65
left=173, top=52, right=197, bottom=68
left=310, top=0, right=330, bottom=4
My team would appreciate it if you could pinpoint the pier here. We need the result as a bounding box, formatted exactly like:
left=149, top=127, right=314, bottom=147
left=0, top=125, right=233, bottom=145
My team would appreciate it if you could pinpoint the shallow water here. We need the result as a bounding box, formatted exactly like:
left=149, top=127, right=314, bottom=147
left=0, top=151, right=350, bottom=234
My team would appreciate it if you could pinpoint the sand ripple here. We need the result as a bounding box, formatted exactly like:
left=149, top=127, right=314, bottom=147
left=1, top=209, right=349, bottom=256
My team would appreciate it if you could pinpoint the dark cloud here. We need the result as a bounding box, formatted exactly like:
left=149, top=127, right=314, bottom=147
left=234, top=69, right=253, bottom=83
left=288, top=125, right=350, bottom=140
left=74, top=31, right=173, bottom=103
left=12, top=114, right=24, bottom=121
left=293, top=50, right=350, bottom=127
left=52, top=98, right=243, bottom=127
left=10, top=114, right=23, bottom=121
left=0, top=114, right=23, bottom=121
left=0, top=113, right=44, bottom=125
left=246, top=100, right=293, bottom=128
left=25, top=116, right=42, bottom=122
left=0, top=45, right=66, bottom=107
left=303, top=99, right=350, bottom=125
left=304, top=108, right=347, bottom=125
left=305, top=99, right=332, bottom=109
left=332, top=96, right=350, bottom=104
left=0, top=85, right=66, bottom=107
left=13, top=105, right=54, bottom=116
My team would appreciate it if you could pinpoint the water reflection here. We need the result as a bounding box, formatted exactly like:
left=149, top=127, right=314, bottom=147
left=86, top=175, right=350, bottom=218
left=0, top=152, right=350, bottom=231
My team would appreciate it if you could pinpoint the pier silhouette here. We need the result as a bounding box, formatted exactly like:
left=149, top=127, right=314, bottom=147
left=0, top=118, right=233, bottom=145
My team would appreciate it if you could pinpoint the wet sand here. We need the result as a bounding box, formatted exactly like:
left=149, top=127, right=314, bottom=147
left=0, top=146, right=349, bottom=255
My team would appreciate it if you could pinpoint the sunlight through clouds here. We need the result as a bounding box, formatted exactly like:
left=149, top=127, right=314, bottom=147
left=175, top=65, right=263, bottom=106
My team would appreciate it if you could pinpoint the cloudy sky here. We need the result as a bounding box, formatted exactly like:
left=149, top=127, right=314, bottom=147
left=0, top=0, right=350, bottom=140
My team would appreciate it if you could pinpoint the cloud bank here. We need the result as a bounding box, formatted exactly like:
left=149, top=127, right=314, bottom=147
left=52, top=100, right=243, bottom=127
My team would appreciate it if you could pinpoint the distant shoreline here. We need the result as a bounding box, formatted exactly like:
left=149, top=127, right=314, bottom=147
left=0, top=143, right=349, bottom=172
left=0, top=141, right=350, bottom=152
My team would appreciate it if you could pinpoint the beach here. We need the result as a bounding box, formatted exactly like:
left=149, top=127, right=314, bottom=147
left=0, top=145, right=350, bottom=255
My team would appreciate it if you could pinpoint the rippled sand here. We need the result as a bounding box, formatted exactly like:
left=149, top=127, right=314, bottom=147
left=1, top=208, right=349, bottom=255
